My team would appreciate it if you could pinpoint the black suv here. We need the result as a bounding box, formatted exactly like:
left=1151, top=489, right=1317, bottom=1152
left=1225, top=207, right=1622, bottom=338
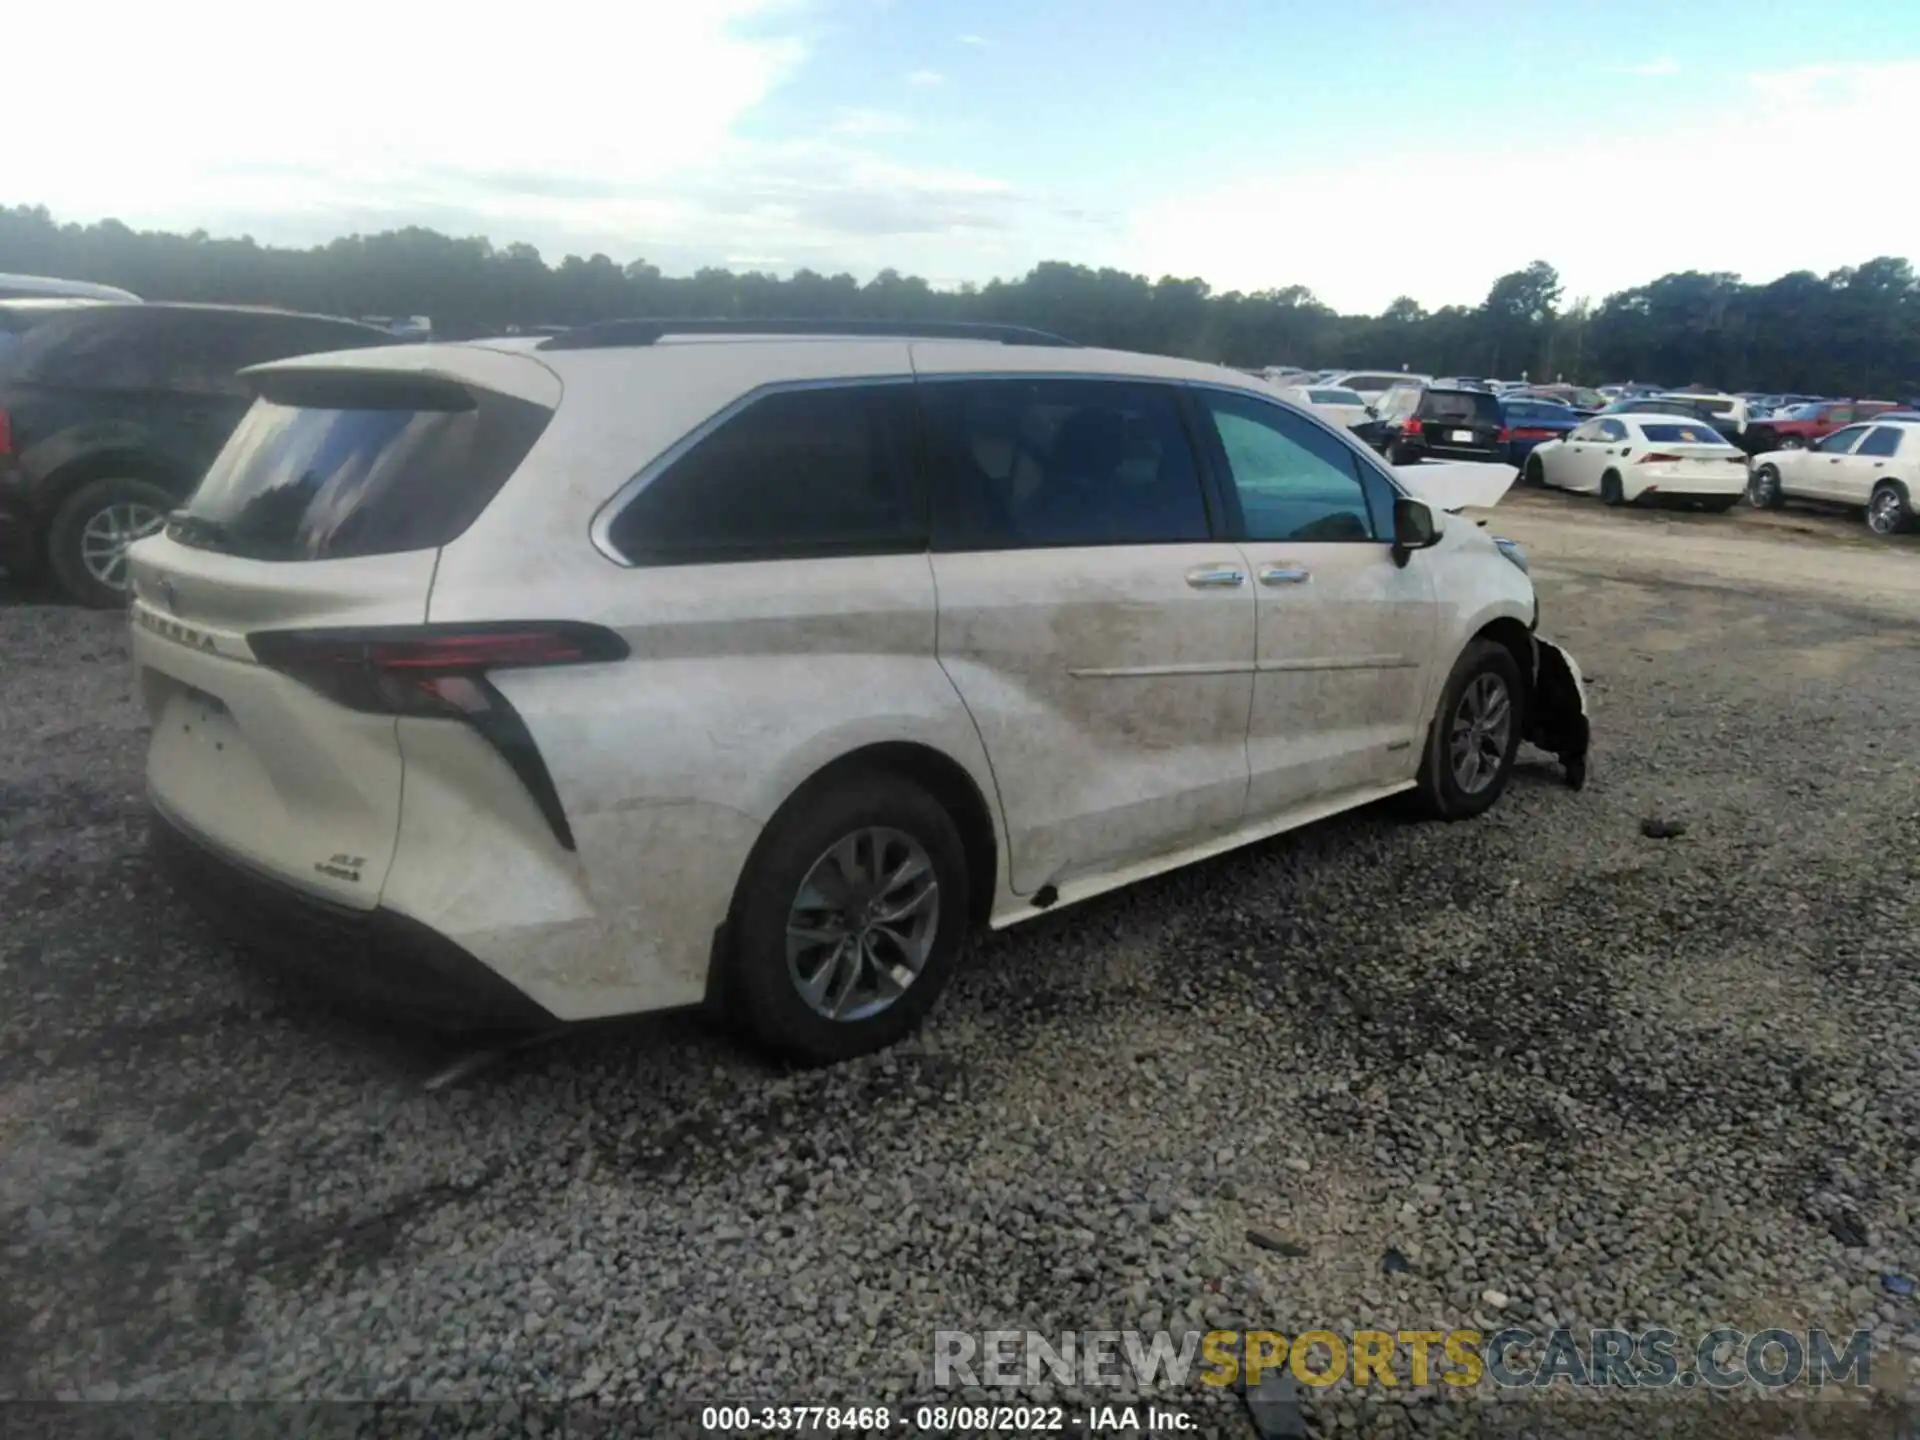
left=1375, top=385, right=1508, bottom=463
left=0, top=304, right=388, bottom=605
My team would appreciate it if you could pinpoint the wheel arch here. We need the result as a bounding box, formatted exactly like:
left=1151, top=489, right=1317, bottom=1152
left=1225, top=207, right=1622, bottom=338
left=1473, top=615, right=1537, bottom=723
left=755, top=740, right=1002, bottom=929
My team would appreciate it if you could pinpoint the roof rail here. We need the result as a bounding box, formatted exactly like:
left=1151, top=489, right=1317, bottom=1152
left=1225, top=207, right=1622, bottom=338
left=537, top=318, right=1081, bottom=351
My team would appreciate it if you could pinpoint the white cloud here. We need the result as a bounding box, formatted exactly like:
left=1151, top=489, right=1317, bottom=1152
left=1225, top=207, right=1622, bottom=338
left=907, top=69, right=946, bottom=86
left=6, top=0, right=804, bottom=236
left=958, top=33, right=992, bottom=46
left=1621, top=56, right=1681, bottom=77
left=1117, top=58, right=1920, bottom=314
left=826, top=108, right=917, bottom=137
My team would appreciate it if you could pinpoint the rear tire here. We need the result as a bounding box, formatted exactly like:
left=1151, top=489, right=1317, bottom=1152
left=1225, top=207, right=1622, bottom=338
left=1387, top=442, right=1416, bottom=465
left=724, top=769, right=970, bottom=1064
left=1414, top=639, right=1524, bottom=821
left=47, top=476, right=174, bottom=609
left=1523, top=456, right=1546, bottom=487
left=1867, top=481, right=1914, bottom=537
left=1748, top=463, right=1784, bottom=510
left=1600, top=471, right=1625, bottom=507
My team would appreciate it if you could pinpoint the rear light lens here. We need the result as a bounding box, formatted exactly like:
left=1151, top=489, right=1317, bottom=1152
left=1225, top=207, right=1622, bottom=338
left=0, top=407, right=12, bottom=458
left=1636, top=452, right=1682, bottom=465
left=249, top=622, right=629, bottom=850
left=1497, top=427, right=1513, bottom=443
left=1402, top=418, right=1423, bottom=436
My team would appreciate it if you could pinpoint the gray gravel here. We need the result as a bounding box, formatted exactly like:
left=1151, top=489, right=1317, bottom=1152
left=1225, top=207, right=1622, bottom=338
left=4, top=497, right=1920, bottom=1437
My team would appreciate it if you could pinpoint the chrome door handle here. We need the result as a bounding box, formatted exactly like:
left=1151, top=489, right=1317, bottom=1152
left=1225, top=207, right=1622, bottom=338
left=1259, top=565, right=1312, bottom=586
left=1185, top=565, right=1246, bottom=589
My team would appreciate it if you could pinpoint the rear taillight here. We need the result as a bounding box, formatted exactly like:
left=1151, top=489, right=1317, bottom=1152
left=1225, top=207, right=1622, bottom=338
left=1497, top=427, right=1513, bottom=443
left=1402, top=418, right=1423, bottom=436
left=0, top=408, right=12, bottom=458
left=1636, top=452, right=1682, bottom=465
left=249, top=622, right=628, bottom=850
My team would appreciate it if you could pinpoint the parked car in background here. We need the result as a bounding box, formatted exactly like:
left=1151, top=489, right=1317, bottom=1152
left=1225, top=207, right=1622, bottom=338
left=1433, top=376, right=1494, bottom=392
left=1329, top=370, right=1431, bottom=404
left=1500, top=397, right=1584, bottom=465
left=1742, top=399, right=1901, bottom=453
left=1278, top=383, right=1374, bottom=430
left=1375, top=384, right=1509, bottom=463
left=1524, top=414, right=1748, bottom=509
left=125, top=318, right=1586, bottom=1061
left=1748, top=422, right=1919, bottom=535
left=0, top=304, right=389, bottom=604
left=0, top=273, right=142, bottom=303
left=1654, top=391, right=1750, bottom=436
left=1512, top=384, right=1607, bottom=414
left=1596, top=396, right=1743, bottom=446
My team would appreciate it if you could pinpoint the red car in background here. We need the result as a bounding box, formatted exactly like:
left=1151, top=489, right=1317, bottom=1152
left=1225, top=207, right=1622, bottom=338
left=1746, top=399, right=1901, bottom=451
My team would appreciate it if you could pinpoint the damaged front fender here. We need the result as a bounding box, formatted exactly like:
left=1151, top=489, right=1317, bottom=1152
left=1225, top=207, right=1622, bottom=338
left=1526, top=636, right=1591, bottom=790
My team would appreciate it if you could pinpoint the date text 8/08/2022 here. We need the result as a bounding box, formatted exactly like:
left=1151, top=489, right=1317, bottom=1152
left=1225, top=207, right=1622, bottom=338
left=698, top=1404, right=1196, bottom=1431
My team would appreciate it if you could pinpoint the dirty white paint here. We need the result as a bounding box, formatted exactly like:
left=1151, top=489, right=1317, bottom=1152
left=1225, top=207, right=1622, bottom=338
left=131, top=335, right=1547, bottom=1023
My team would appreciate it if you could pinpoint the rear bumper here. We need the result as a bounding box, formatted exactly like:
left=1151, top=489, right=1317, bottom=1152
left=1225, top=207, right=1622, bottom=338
left=149, top=802, right=557, bottom=1032
left=1626, top=466, right=1749, bottom=499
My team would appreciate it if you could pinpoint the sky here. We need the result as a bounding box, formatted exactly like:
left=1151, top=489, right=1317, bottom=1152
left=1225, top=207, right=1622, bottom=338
left=9, top=0, right=1916, bottom=315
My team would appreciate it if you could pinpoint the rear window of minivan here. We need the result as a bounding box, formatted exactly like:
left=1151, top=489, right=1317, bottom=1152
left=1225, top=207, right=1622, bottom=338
left=170, top=373, right=552, bottom=561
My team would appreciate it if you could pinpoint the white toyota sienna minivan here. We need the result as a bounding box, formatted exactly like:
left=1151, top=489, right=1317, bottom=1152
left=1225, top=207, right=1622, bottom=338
left=128, top=320, right=1589, bottom=1062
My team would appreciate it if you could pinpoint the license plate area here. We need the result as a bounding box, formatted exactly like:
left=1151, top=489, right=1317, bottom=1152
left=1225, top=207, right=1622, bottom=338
left=1450, top=429, right=1475, bottom=443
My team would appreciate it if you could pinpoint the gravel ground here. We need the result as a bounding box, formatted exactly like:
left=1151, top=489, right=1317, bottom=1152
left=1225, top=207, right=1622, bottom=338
left=3, top=494, right=1919, bottom=1437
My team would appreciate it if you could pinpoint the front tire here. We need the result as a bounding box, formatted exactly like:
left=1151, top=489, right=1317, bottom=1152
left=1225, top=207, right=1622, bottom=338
left=1524, top=456, right=1546, bottom=488
left=1748, top=464, right=1784, bottom=510
left=47, top=476, right=174, bottom=609
left=724, top=769, right=970, bottom=1064
left=1415, top=639, right=1524, bottom=821
left=1600, top=471, right=1625, bottom=507
left=1868, top=481, right=1914, bottom=537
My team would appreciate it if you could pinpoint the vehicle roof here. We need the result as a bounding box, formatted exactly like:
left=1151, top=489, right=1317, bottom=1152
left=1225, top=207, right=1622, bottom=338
left=250, top=331, right=1321, bottom=397
left=0, top=273, right=142, bottom=302
left=1655, top=390, right=1739, bottom=401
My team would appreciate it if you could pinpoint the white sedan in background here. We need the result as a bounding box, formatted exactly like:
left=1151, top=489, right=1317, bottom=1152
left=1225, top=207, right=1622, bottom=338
left=1747, top=420, right=1918, bottom=535
left=1522, top=413, right=1750, bottom=509
left=1277, top=384, right=1374, bottom=429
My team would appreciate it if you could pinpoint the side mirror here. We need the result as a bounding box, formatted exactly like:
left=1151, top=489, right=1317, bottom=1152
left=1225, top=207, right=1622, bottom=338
left=1391, top=495, right=1441, bottom=568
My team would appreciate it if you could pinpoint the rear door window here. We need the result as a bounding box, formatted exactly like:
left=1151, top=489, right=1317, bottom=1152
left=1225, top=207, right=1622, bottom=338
left=922, top=378, right=1211, bottom=551
left=5, top=307, right=172, bottom=389
left=1856, top=426, right=1905, bottom=458
left=1816, top=426, right=1869, bottom=454
left=1599, top=420, right=1629, bottom=442
left=174, top=373, right=553, bottom=561
left=604, top=383, right=923, bottom=565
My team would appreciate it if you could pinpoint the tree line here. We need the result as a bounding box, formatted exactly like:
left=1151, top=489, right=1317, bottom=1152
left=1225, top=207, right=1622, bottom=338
left=4, top=204, right=1916, bottom=398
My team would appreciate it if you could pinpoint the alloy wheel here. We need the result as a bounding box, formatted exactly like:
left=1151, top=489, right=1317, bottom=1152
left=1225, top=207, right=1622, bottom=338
left=79, top=502, right=166, bottom=592
left=1449, top=673, right=1512, bottom=796
left=785, top=827, right=940, bottom=1022
left=1869, top=489, right=1903, bottom=536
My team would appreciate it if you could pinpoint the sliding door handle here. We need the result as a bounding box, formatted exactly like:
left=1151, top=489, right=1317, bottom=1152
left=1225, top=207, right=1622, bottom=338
left=1185, top=565, right=1246, bottom=589
left=1258, top=565, right=1312, bottom=586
